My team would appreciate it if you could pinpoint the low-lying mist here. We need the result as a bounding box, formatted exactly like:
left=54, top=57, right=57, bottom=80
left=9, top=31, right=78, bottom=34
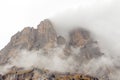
left=5, top=44, right=120, bottom=79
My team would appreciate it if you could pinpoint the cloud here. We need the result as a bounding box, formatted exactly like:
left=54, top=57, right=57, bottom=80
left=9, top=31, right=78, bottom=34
left=50, top=0, right=120, bottom=55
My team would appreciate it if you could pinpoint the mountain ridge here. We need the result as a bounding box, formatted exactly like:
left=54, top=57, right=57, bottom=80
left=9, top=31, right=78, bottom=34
left=0, top=19, right=103, bottom=65
left=0, top=19, right=106, bottom=80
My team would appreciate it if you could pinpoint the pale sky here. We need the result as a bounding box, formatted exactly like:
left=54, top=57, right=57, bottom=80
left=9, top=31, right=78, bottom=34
left=0, top=0, right=118, bottom=49
left=0, top=0, right=81, bottom=49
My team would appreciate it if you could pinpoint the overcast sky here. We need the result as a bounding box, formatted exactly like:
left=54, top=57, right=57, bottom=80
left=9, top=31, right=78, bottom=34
left=0, top=0, right=81, bottom=49
left=0, top=0, right=119, bottom=50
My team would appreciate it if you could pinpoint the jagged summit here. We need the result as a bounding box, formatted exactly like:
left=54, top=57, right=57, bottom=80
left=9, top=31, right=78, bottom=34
left=36, top=19, right=57, bottom=49
left=0, top=19, right=58, bottom=64
left=0, top=19, right=103, bottom=65
left=37, top=19, right=54, bottom=30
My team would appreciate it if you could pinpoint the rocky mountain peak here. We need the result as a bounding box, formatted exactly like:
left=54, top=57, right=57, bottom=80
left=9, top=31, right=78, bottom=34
left=0, top=19, right=103, bottom=65
left=35, top=19, right=57, bottom=49
left=69, top=28, right=90, bottom=48
left=0, top=19, right=58, bottom=64
left=37, top=19, right=54, bottom=32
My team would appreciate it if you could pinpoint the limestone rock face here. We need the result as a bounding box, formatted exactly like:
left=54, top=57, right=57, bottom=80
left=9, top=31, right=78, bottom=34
left=69, top=28, right=103, bottom=61
left=0, top=19, right=57, bottom=64
left=0, top=27, right=37, bottom=64
left=11, top=27, right=37, bottom=50
left=35, top=19, right=57, bottom=49
left=6, top=19, right=57, bottom=50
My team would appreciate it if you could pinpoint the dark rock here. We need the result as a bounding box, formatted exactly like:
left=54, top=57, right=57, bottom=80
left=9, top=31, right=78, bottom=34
left=1, top=68, right=99, bottom=80
left=57, top=36, right=66, bottom=45
left=69, top=28, right=90, bottom=48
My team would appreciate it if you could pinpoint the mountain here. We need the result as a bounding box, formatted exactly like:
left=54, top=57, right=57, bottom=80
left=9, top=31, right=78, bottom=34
left=0, top=19, right=104, bottom=80
left=0, top=19, right=103, bottom=65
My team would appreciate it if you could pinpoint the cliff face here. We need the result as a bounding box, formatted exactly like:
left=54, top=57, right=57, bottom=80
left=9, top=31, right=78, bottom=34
left=3, top=19, right=57, bottom=50
left=0, top=19, right=103, bottom=65
left=0, top=19, right=104, bottom=79
left=0, top=19, right=58, bottom=64
left=35, top=19, right=57, bottom=49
